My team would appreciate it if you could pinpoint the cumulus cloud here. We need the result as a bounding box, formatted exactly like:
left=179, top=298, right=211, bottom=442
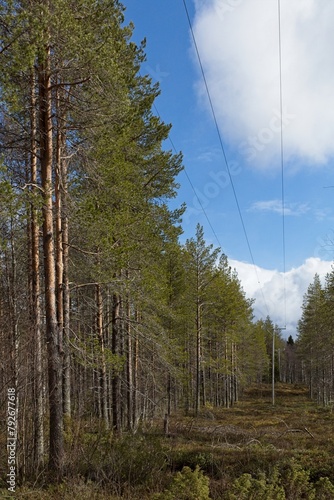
left=193, top=0, right=334, bottom=168
left=230, top=257, right=333, bottom=336
left=249, top=199, right=309, bottom=216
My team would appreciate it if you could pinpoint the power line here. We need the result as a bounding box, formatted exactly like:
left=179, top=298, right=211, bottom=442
left=172, top=153, right=224, bottom=250
left=278, top=0, right=287, bottom=327
left=182, top=1, right=251, bottom=258
left=152, top=103, right=224, bottom=250
left=182, top=0, right=270, bottom=316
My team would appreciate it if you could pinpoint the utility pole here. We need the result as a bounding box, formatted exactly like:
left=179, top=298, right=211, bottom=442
left=272, top=329, right=275, bottom=405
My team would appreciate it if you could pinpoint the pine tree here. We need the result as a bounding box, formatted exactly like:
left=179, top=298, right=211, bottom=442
left=183, top=224, right=220, bottom=414
left=297, top=274, right=325, bottom=401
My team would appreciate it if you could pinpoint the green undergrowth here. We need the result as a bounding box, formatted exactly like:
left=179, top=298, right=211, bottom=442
left=2, top=384, right=334, bottom=499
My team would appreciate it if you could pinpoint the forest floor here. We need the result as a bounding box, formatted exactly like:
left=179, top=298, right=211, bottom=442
left=2, top=383, right=334, bottom=499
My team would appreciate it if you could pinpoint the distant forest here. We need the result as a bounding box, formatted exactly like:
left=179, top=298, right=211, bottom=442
left=0, top=0, right=333, bottom=482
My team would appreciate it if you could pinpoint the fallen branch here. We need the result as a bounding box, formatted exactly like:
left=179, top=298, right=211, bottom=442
left=245, top=438, right=262, bottom=447
left=278, top=427, right=314, bottom=439
left=273, top=417, right=289, bottom=428
left=304, top=427, right=315, bottom=438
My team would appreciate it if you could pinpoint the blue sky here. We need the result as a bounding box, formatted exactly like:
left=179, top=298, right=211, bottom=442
left=123, top=0, right=334, bottom=335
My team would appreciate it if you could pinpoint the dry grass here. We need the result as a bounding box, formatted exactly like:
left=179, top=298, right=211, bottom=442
left=2, top=383, right=334, bottom=499
left=162, top=383, right=334, bottom=494
left=167, top=383, right=332, bottom=449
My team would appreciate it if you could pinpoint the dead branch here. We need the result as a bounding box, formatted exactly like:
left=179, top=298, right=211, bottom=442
left=304, top=427, right=315, bottom=438
left=277, top=427, right=314, bottom=439
left=272, top=417, right=289, bottom=428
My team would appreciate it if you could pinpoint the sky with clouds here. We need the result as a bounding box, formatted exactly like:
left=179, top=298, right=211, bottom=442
left=124, top=0, right=334, bottom=337
left=193, top=0, right=334, bottom=167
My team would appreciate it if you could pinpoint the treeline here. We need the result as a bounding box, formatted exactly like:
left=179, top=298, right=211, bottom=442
left=0, top=0, right=295, bottom=481
left=297, top=272, right=334, bottom=406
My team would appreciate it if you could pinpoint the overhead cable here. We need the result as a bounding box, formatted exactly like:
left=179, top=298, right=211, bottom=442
left=278, top=0, right=287, bottom=327
left=182, top=0, right=270, bottom=317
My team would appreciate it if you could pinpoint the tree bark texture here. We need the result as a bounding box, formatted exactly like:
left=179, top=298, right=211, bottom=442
left=39, top=47, right=64, bottom=474
left=30, top=70, right=44, bottom=467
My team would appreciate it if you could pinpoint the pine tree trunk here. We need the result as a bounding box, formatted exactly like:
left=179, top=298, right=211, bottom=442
left=195, top=298, right=201, bottom=415
left=201, top=364, right=206, bottom=408
left=55, top=84, right=71, bottom=417
left=8, top=217, right=19, bottom=472
left=96, top=283, right=109, bottom=429
left=167, top=372, right=171, bottom=417
left=126, top=297, right=133, bottom=430
left=133, top=309, right=140, bottom=428
left=55, top=117, right=64, bottom=357
left=38, top=48, right=64, bottom=475
left=112, top=293, right=121, bottom=431
left=224, top=338, right=229, bottom=408
left=233, top=342, right=238, bottom=403
left=30, top=70, right=44, bottom=468
left=62, top=200, right=71, bottom=417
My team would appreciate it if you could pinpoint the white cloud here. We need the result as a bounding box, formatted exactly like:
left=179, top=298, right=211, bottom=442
left=230, top=257, right=333, bottom=336
left=193, top=0, right=334, bottom=168
left=249, top=199, right=309, bottom=216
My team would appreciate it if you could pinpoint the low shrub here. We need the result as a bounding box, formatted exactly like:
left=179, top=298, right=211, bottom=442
left=225, top=461, right=334, bottom=500
left=170, top=448, right=221, bottom=477
left=153, top=465, right=211, bottom=500
left=99, top=434, right=168, bottom=489
left=226, top=469, right=285, bottom=500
